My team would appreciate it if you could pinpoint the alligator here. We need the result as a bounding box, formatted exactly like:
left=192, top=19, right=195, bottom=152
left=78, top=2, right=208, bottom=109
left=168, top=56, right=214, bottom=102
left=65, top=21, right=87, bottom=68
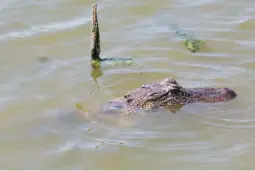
left=77, top=78, right=237, bottom=115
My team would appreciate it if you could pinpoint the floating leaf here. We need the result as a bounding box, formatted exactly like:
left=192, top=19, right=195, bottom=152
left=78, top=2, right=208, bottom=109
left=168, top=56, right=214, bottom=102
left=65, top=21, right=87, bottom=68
left=76, top=103, right=90, bottom=112
left=88, top=128, right=93, bottom=131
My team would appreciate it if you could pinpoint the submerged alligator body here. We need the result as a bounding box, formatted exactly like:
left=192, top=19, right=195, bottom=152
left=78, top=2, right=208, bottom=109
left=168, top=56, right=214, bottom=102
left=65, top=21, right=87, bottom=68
left=96, top=78, right=237, bottom=115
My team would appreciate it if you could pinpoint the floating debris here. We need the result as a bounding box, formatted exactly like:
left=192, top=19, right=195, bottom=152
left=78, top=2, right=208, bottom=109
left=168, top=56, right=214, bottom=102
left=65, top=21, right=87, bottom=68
left=76, top=103, right=90, bottom=112
left=170, top=24, right=205, bottom=53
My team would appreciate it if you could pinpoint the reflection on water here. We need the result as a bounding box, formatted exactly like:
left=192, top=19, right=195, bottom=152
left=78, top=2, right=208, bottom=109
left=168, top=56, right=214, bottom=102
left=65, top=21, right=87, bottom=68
left=1, top=0, right=255, bottom=169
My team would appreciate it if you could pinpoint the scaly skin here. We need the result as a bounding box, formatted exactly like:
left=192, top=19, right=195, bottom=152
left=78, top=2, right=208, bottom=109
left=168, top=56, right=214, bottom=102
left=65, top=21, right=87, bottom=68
left=79, top=78, right=237, bottom=115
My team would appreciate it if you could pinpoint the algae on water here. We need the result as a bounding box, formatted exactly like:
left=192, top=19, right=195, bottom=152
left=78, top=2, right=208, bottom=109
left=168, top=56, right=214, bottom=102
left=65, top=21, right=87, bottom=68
left=76, top=103, right=90, bottom=112
left=170, top=24, right=205, bottom=53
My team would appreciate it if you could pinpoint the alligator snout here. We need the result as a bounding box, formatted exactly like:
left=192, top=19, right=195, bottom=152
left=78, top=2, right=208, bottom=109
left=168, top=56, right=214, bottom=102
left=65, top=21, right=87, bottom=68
left=220, top=88, right=237, bottom=101
left=187, top=87, right=237, bottom=103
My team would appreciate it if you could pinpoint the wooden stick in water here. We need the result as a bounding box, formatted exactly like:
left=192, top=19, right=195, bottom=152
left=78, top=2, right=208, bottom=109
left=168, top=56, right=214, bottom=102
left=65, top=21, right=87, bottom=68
left=90, top=4, right=133, bottom=69
left=91, top=4, right=101, bottom=61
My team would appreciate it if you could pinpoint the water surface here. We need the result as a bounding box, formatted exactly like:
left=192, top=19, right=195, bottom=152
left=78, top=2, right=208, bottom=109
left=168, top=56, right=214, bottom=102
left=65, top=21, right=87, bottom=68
left=1, top=0, right=255, bottom=169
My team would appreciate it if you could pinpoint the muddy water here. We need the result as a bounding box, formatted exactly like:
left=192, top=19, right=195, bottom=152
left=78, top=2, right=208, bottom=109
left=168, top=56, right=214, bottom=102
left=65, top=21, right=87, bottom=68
left=1, top=0, right=255, bottom=169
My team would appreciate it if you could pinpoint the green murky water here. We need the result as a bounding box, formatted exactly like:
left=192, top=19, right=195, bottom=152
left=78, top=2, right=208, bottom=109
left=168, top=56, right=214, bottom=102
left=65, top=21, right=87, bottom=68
left=1, top=0, right=255, bottom=169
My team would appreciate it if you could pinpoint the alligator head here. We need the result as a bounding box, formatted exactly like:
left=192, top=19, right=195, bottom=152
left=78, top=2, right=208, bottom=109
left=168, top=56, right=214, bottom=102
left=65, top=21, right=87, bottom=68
left=105, top=78, right=237, bottom=114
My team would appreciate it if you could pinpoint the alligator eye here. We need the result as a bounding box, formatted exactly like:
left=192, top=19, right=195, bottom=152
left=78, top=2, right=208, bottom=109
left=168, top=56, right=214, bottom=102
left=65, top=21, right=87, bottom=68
left=170, top=88, right=180, bottom=94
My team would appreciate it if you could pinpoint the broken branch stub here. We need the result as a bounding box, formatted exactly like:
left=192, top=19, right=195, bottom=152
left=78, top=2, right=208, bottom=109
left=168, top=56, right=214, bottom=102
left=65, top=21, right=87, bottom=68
left=90, top=4, right=133, bottom=69
left=91, top=4, right=101, bottom=61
